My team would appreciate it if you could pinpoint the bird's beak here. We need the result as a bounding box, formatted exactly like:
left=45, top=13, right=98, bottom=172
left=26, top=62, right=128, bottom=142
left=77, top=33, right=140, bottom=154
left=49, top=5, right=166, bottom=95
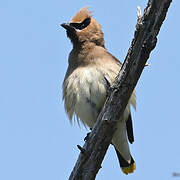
left=61, top=23, right=75, bottom=31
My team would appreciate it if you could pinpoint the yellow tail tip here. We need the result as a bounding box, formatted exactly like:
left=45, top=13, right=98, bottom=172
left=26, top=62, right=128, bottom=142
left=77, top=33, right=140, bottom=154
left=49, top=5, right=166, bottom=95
left=122, top=163, right=136, bottom=175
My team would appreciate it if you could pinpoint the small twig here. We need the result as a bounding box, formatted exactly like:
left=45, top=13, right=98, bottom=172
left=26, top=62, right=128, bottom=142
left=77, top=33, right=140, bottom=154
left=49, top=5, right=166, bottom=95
left=103, top=76, right=112, bottom=97
left=145, top=63, right=151, bottom=67
left=137, top=6, right=142, bottom=17
left=137, top=6, right=142, bottom=23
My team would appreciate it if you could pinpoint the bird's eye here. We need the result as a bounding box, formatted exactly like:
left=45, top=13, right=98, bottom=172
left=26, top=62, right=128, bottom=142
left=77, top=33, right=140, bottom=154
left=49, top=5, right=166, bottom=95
left=70, top=18, right=91, bottom=30
left=80, top=18, right=91, bottom=30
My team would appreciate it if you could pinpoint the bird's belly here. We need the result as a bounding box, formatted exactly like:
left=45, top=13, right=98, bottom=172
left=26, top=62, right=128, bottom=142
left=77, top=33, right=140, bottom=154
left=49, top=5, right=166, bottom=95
left=63, top=67, right=107, bottom=128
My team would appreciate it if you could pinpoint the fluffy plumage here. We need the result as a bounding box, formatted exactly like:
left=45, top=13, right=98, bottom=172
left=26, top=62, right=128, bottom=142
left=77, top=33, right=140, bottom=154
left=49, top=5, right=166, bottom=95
left=61, top=7, right=136, bottom=175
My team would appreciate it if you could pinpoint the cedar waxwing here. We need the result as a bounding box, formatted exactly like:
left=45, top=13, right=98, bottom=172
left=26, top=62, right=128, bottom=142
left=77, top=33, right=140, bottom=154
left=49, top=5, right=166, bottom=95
left=61, top=7, right=136, bottom=175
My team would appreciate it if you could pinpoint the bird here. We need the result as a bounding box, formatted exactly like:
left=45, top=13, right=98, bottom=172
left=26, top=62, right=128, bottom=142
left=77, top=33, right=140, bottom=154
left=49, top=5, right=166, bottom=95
left=61, top=7, right=136, bottom=175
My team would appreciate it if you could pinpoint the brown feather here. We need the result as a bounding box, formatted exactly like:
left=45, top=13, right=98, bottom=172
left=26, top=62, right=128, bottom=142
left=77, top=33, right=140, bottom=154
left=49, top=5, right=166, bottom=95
left=70, top=7, right=92, bottom=23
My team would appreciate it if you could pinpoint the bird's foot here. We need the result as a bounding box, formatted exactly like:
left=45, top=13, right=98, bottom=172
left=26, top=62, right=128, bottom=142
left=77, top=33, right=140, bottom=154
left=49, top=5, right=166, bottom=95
left=84, top=132, right=91, bottom=141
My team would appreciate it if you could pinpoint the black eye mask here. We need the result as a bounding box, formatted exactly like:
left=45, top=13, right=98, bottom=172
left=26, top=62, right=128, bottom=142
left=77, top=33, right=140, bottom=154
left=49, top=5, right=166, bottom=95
left=70, top=18, right=91, bottom=30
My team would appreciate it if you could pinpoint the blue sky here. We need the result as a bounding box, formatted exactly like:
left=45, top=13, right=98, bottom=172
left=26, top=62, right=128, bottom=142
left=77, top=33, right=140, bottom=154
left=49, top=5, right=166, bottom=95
left=0, top=0, right=180, bottom=180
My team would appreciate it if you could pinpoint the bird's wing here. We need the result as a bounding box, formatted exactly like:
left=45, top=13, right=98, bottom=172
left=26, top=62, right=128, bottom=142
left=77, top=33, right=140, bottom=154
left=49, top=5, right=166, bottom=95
left=126, top=113, right=134, bottom=144
left=101, top=51, right=135, bottom=144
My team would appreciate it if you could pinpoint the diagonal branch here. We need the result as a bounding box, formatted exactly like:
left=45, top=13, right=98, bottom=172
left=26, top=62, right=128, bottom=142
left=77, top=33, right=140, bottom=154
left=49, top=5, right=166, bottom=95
left=69, top=0, right=172, bottom=179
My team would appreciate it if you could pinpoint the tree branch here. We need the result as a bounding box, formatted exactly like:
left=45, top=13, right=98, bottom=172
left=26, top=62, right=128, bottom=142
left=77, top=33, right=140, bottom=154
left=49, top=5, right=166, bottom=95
left=69, top=0, right=172, bottom=179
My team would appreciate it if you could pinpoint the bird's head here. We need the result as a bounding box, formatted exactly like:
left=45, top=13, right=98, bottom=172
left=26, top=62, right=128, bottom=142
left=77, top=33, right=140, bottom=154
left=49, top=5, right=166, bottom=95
left=61, top=7, right=105, bottom=48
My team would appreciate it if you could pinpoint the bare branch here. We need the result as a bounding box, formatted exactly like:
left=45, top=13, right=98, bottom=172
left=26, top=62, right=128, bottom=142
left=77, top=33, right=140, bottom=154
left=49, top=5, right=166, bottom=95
left=69, top=0, right=172, bottom=179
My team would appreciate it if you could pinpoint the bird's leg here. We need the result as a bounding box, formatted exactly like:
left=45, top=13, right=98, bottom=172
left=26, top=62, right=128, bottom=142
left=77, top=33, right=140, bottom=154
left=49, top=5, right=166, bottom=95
left=84, top=132, right=91, bottom=141
left=84, top=128, right=92, bottom=141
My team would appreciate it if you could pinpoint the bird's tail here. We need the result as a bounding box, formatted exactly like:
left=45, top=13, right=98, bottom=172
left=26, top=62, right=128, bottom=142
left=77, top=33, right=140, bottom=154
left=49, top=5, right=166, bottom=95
left=114, top=147, right=136, bottom=175
left=112, top=118, right=136, bottom=175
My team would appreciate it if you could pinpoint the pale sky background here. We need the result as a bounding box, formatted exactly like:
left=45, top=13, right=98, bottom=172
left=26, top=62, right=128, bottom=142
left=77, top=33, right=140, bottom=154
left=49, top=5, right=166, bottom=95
left=0, top=0, right=180, bottom=180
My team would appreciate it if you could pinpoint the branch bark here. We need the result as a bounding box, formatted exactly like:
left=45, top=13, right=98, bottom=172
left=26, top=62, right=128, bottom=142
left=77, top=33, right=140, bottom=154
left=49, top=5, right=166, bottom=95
left=69, top=0, right=172, bottom=179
